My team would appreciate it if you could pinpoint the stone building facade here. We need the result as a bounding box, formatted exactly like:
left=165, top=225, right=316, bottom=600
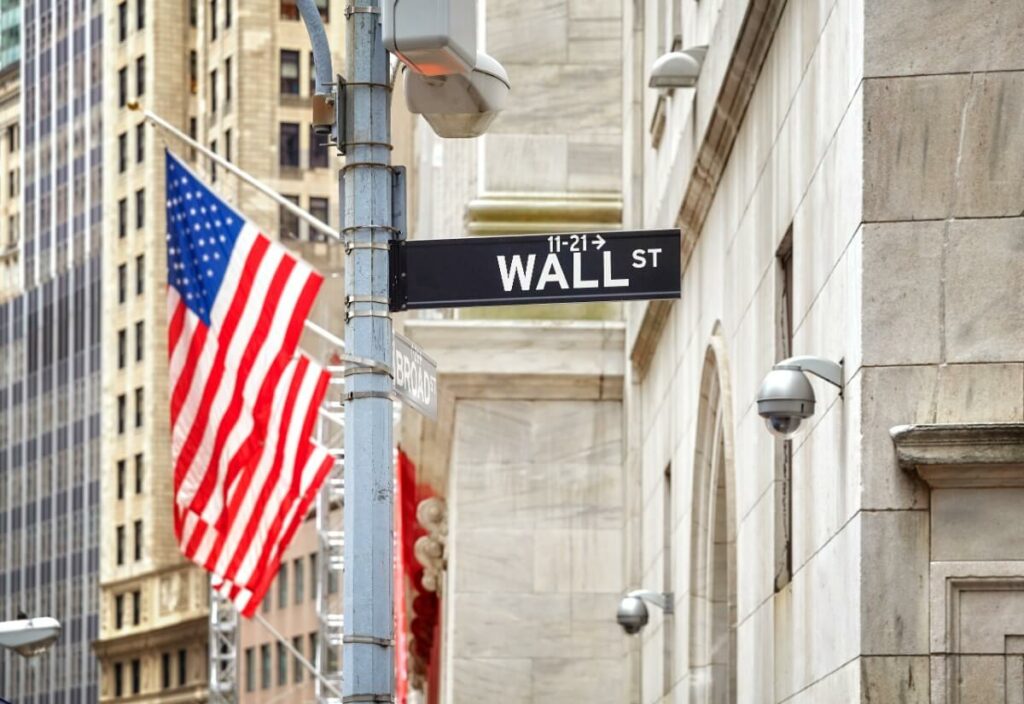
left=623, top=0, right=1024, bottom=701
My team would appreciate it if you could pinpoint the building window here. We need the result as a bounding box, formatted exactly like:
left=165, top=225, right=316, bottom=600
left=131, top=659, right=141, bottom=694
left=135, top=387, right=144, bottom=427
left=114, top=662, right=124, bottom=697
left=135, top=320, right=144, bottom=362
left=117, top=394, right=127, bottom=434
left=135, top=254, right=145, bottom=294
left=294, top=557, right=304, bottom=604
left=309, top=126, right=328, bottom=168
left=161, top=652, right=171, bottom=689
left=189, top=51, right=198, bottom=94
left=132, top=590, right=141, bottom=625
left=135, top=453, right=144, bottom=494
left=774, top=229, right=794, bottom=591
left=224, top=128, right=232, bottom=163
left=225, top=0, right=232, bottom=27
left=309, top=198, right=329, bottom=240
left=116, top=525, right=126, bottom=564
left=118, top=198, right=127, bottom=238
left=210, top=68, right=218, bottom=112
left=277, top=642, right=287, bottom=686
left=262, top=591, right=271, bottom=613
left=117, top=459, right=127, bottom=499
left=118, top=1, right=127, bottom=41
left=280, top=50, right=300, bottom=94
left=210, top=140, right=218, bottom=182
left=224, top=57, right=232, bottom=106
left=117, top=329, right=127, bottom=369
left=309, top=553, right=317, bottom=601
left=278, top=563, right=289, bottom=608
left=190, top=0, right=197, bottom=25
left=309, top=51, right=316, bottom=95
left=115, top=594, right=125, bottom=629
left=133, top=519, right=143, bottom=560
left=178, top=649, right=187, bottom=686
left=292, top=636, right=304, bottom=682
left=316, top=0, right=328, bottom=21
left=118, top=263, right=127, bottom=303
left=244, top=647, right=254, bottom=691
left=136, top=55, right=145, bottom=97
left=280, top=0, right=299, bottom=20
left=260, top=644, right=271, bottom=689
left=280, top=195, right=300, bottom=239
left=137, top=0, right=145, bottom=29
left=308, top=632, right=318, bottom=668
left=210, top=0, right=217, bottom=39
left=118, top=67, right=128, bottom=106
left=118, top=132, right=127, bottom=172
left=136, top=123, right=145, bottom=163
left=135, top=188, right=145, bottom=229
left=279, top=122, right=300, bottom=167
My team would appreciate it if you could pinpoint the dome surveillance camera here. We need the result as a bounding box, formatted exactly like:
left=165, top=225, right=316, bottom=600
left=756, top=357, right=843, bottom=439
left=616, top=595, right=649, bottom=635
left=616, top=590, right=672, bottom=635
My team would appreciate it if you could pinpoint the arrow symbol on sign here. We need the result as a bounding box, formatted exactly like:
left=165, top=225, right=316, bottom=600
left=592, top=234, right=606, bottom=250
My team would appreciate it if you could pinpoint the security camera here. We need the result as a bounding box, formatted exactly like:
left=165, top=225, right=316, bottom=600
left=756, top=356, right=843, bottom=439
left=404, top=52, right=510, bottom=138
left=616, top=590, right=672, bottom=636
left=648, top=45, right=708, bottom=89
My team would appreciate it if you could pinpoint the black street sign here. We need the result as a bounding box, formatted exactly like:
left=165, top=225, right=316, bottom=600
left=390, top=229, right=681, bottom=310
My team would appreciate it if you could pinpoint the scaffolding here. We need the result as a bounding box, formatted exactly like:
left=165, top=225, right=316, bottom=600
left=209, top=589, right=238, bottom=704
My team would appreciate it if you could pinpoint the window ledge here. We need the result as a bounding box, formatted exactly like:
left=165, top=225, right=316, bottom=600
left=891, top=422, right=1024, bottom=488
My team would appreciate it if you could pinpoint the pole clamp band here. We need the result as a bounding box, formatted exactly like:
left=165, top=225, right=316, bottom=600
left=342, top=696, right=393, bottom=704
left=345, top=391, right=397, bottom=402
left=345, top=309, right=392, bottom=321
left=343, top=634, right=394, bottom=647
left=344, top=242, right=392, bottom=254
left=346, top=295, right=390, bottom=306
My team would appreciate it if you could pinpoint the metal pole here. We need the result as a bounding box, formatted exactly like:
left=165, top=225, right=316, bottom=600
left=342, top=1, right=395, bottom=702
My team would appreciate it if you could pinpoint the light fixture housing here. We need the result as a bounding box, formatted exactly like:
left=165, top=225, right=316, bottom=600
left=404, top=51, right=511, bottom=138
left=648, top=45, right=708, bottom=89
left=756, top=356, right=843, bottom=439
left=0, top=618, right=62, bottom=657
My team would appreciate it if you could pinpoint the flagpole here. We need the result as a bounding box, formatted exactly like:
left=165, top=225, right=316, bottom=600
left=126, top=101, right=343, bottom=243
left=253, top=613, right=344, bottom=699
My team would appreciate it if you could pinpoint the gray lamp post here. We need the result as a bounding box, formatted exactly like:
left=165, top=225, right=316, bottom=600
left=0, top=617, right=61, bottom=657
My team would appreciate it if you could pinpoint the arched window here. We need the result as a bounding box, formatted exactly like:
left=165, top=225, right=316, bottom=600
left=689, top=333, right=737, bottom=704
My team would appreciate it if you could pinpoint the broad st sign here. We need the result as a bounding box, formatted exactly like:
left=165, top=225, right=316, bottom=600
left=393, top=332, right=438, bottom=420
left=390, top=229, right=681, bottom=310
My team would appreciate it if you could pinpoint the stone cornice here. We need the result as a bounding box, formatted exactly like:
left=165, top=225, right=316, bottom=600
left=92, top=614, right=208, bottom=658
left=891, top=423, right=1024, bottom=488
left=465, top=191, right=622, bottom=236
left=630, top=0, right=787, bottom=377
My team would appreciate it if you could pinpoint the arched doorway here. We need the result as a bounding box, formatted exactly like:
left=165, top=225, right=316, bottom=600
left=689, top=332, right=737, bottom=704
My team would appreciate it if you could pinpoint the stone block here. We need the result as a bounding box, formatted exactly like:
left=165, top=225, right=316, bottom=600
left=860, top=656, right=930, bottom=704
left=932, top=488, right=1024, bottom=561
left=934, top=363, right=1024, bottom=424
left=737, top=488, right=775, bottom=624
left=491, top=64, right=621, bottom=136
left=568, top=0, right=620, bottom=20
left=532, top=658, right=625, bottom=703
left=454, top=529, right=535, bottom=593
left=779, top=656, right=860, bottom=704
left=568, top=135, right=621, bottom=192
left=859, top=365, right=935, bottom=510
left=945, top=218, right=1024, bottom=363
left=866, top=0, right=1024, bottom=77
left=485, top=134, right=569, bottom=193
left=736, top=598, right=774, bottom=704
left=489, top=0, right=568, bottom=66
left=533, top=530, right=573, bottom=593
left=865, top=72, right=1024, bottom=221
left=860, top=510, right=930, bottom=655
left=570, top=529, right=623, bottom=593
left=452, top=592, right=573, bottom=659
left=452, top=658, right=532, bottom=704
left=861, top=221, right=944, bottom=366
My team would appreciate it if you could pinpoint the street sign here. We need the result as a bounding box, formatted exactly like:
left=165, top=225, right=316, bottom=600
left=393, top=332, right=438, bottom=420
left=390, top=229, right=681, bottom=310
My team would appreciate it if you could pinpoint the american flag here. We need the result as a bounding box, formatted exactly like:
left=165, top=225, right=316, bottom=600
left=164, top=150, right=335, bottom=615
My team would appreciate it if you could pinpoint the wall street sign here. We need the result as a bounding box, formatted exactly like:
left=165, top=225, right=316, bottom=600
left=390, top=229, right=681, bottom=310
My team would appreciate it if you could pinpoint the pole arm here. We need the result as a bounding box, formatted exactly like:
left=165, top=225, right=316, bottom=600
left=775, top=356, right=844, bottom=390
left=627, top=590, right=674, bottom=614
left=297, top=0, right=334, bottom=96
left=127, top=102, right=342, bottom=242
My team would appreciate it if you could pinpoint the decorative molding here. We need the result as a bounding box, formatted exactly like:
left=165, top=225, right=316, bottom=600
left=465, top=191, right=622, bottom=236
left=413, top=497, right=448, bottom=595
left=630, top=0, right=788, bottom=377
left=890, top=423, right=1024, bottom=488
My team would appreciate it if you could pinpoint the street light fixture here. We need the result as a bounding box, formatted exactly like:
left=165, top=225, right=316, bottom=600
left=0, top=617, right=62, bottom=657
